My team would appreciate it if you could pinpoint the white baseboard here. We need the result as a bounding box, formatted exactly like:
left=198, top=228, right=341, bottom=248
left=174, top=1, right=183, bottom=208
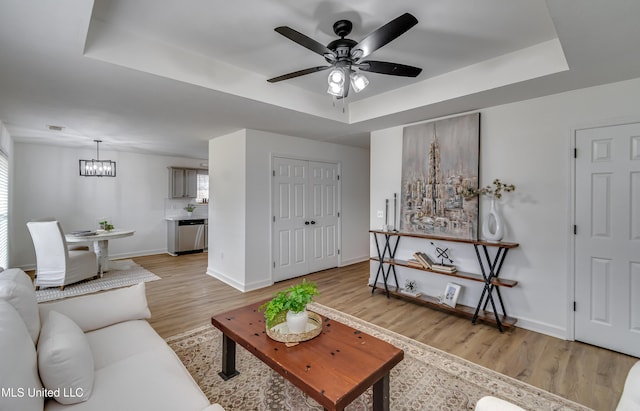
left=510, top=315, right=569, bottom=340
left=206, top=268, right=272, bottom=292
left=340, top=255, right=369, bottom=266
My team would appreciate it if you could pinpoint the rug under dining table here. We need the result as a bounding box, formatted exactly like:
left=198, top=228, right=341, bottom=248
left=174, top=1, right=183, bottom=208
left=35, top=259, right=160, bottom=302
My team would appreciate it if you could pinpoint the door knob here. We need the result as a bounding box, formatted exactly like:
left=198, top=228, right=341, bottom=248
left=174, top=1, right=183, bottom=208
left=310, top=221, right=316, bottom=225
left=305, top=221, right=310, bottom=225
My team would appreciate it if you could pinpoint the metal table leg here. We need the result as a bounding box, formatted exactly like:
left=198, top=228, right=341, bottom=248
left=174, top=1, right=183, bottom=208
left=472, top=244, right=511, bottom=332
left=372, top=372, right=391, bottom=411
left=371, top=232, right=400, bottom=298
left=218, top=334, right=240, bottom=380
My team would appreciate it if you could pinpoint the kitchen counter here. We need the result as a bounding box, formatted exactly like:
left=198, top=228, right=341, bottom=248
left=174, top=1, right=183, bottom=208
left=165, top=216, right=208, bottom=221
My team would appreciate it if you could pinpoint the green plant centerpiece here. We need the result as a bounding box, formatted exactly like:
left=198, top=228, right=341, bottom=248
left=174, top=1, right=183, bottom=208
left=260, top=279, right=319, bottom=334
left=184, top=203, right=196, bottom=213
left=98, top=220, right=114, bottom=231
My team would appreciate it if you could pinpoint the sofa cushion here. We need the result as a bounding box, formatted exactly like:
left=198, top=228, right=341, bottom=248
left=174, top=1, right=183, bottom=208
left=44, top=326, right=211, bottom=411
left=0, top=268, right=40, bottom=342
left=84, top=320, right=172, bottom=370
left=38, top=310, right=94, bottom=404
left=0, top=300, right=44, bottom=411
left=39, top=282, right=151, bottom=332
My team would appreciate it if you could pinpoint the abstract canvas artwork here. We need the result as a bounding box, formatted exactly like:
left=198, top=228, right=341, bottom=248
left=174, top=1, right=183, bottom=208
left=400, top=113, right=480, bottom=240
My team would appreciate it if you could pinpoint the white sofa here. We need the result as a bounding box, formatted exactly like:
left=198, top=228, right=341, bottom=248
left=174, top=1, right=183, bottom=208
left=475, top=361, right=640, bottom=411
left=0, top=268, right=223, bottom=411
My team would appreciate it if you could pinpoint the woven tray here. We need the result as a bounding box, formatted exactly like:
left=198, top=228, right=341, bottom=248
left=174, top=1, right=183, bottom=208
left=266, top=311, right=323, bottom=343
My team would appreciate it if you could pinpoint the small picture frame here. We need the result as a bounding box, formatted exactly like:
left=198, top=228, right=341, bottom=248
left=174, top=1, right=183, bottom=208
left=442, top=283, right=462, bottom=308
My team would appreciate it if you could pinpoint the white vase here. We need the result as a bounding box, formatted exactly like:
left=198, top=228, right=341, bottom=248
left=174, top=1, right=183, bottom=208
left=286, top=309, right=308, bottom=334
left=482, top=196, right=504, bottom=242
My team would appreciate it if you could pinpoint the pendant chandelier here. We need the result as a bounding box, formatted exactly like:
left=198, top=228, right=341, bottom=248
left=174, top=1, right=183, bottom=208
left=79, top=140, right=116, bottom=177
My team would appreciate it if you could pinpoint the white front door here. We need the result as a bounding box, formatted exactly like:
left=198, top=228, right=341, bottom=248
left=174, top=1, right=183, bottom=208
left=574, top=122, right=640, bottom=357
left=272, top=157, right=340, bottom=282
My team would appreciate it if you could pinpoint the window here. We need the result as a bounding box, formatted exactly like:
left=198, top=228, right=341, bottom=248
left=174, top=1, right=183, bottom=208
left=0, top=150, right=8, bottom=269
left=196, top=170, right=209, bottom=203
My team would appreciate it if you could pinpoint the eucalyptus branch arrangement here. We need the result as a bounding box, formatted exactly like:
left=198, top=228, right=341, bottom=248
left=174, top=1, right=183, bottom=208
left=464, top=178, right=516, bottom=199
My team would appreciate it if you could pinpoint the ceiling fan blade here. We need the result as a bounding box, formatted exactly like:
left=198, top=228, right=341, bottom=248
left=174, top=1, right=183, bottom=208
left=357, top=60, right=422, bottom=77
left=275, top=26, right=336, bottom=59
left=267, top=66, right=331, bottom=83
left=351, top=13, right=418, bottom=60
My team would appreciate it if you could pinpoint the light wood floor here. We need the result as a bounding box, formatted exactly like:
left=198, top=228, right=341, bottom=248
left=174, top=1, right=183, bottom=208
left=133, top=253, right=636, bottom=411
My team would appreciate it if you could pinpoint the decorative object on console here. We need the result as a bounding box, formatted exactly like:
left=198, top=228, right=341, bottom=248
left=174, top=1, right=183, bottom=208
left=401, top=279, right=421, bottom=297
left=430, top=241, right=454, bottom=265
left=413, top=251, right=457, bottom=273
left=393, top=192, right=399, bottom=231
left=260, top=279, right=320, bottom=335
left=79, top=140, right=116, bottom=177
left=464, top=179, right=516, bottom=242
left=400, top=113, right=480, bottom=240
left=441, top=282, right=462, bottom=308
left=384, top=198, right=389, bottom=230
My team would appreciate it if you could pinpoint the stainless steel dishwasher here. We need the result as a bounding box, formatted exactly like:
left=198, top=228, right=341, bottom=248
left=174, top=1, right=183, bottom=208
left=167, top=219, right=205, bottom=255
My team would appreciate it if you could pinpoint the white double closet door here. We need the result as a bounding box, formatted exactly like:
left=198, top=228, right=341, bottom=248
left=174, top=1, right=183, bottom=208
left=574, top=122, right=640, bottom=357
left=272, top=157, right=340, bottom=282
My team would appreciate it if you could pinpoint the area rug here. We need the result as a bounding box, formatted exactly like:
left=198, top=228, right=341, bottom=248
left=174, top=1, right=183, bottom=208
left=167, top=302, right=592, bottom=411
left=35, top=259, right=160, bottom=303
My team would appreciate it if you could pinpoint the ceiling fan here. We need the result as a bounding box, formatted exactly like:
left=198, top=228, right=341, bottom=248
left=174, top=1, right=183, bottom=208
left=267, top=12, right=422, bottom=99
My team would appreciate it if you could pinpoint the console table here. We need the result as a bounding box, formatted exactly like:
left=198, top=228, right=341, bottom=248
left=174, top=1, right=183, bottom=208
left=369, top=230, right=519, bottom=332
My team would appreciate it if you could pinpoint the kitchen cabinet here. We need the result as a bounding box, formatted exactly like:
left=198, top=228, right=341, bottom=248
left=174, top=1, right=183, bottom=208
left=169, top=167, right=199, bottom=198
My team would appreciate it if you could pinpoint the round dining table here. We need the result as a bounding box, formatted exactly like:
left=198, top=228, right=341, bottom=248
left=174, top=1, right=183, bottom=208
left=65, top=229, right=135, bottom=275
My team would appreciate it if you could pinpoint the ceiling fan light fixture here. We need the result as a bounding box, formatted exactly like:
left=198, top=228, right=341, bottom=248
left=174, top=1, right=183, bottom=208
left=327, top=68, right=345, bottom=86
left=350, top=72, right=369, bottom=93
left=327, top=82, right=344, bottom=97
left=269, top=13, right=421, bottom=101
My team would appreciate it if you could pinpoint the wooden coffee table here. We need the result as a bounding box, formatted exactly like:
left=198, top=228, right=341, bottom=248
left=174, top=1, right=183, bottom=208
left=210, top=301, right=404, bottom=411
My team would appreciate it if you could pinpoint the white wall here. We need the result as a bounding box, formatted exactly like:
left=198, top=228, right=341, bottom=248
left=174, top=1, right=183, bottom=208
left=208, top=129, right=370, bottom=291
left=12, top=142, right=205, bottom=268
left=370, top=76, right=640, bottom=339
left=207, top=130, right=247, bottom=290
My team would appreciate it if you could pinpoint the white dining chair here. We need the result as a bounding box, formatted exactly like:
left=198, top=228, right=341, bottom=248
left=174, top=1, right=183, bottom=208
left=26, top=219, right=98, bottom=290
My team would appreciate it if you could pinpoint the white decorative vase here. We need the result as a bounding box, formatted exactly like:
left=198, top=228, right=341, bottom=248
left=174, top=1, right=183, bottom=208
left=186, top=211, right=193, bottom=217
left=286, top=310, right=308, bottom=334
left=482, top=196, right=504, bottom=242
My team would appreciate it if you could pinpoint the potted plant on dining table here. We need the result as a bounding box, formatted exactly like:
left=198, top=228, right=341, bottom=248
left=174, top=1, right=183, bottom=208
left=98, top=220, right=114, bottom=232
